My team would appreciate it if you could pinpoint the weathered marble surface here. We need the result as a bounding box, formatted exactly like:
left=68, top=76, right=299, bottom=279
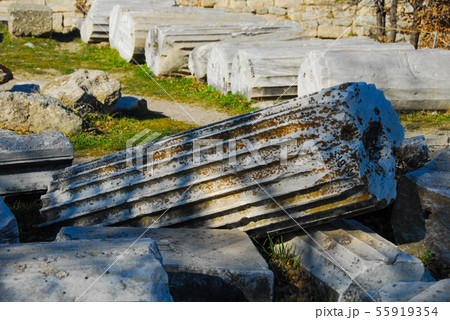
left=56, top=227, right=274, bottom=301
left=0, top=239, right=173, bottom=301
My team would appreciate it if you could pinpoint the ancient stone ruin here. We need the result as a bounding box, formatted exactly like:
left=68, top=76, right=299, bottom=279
left=0, top=0, right=448, bottom=303
left=38, top=83, right=404, bottom=236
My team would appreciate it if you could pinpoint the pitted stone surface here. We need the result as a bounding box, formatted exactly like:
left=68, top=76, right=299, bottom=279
left=39, top=83, right=403, bottom=238
left=8, top=3, right=52, bottom=37
left=56, top=227, right=273, bottom=301
left=278, top=219, right=433, bottom=302
left=41, top=69, right=121, bottom=116
left=0, top=239, right=173, bottom=302
left=0, top=91, right=82, bottom=135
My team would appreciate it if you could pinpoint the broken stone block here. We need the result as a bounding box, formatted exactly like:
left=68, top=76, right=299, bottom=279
left=38, top=83, right=404, bottom=238
left=56, top=227, right=273, bottom=301
left=0, top=91, right=82, bottom=135
left=0, top=239, right=173, bottom=302
left=41, top=69, right=121, bottom=116
left=0, top=63, right=13, bottom=84
left=362, top=279, right=450, bottom=302
left=278, top=219, right=433, bottom=302
left=392, top=150, right=450, bottom=277
left=396, top=135, right=429, bottom=175
left=8, top=3, right=52, bottom=37
left=0, top=129, right=74, bottom=196
left=0, top=197, right=19, bottom=244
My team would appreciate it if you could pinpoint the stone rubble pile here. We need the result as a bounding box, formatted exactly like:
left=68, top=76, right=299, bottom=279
left=1, top=80, right=448, bottom=301
left=0, top=0, right=448, bottom=302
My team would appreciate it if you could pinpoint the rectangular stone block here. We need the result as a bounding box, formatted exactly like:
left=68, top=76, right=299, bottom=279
left=0, top=129, right=74, bottom=196
left=278, top=219, right=433, bottom=301
left=56, top=227, right=274, bottom=302
left=0, top=239, right=173, bottom=301
left=8, top=3, right=52, bottom=37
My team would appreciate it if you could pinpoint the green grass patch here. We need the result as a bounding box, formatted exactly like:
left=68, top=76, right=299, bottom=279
left=70, top=113, right=195, bottom=157
left=399, top=111, right=450, bottom=132
left=0, top=25, right=255, bottom=116
left=254, top=235, right=331, bottom=302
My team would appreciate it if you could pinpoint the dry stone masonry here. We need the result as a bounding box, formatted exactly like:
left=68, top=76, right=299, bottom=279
left=0, top=239, right=173, bottom=301
left=278, top=219, right=434, bottom=302
left=56, top=227, right=274, bottom=301
left=176, top=0, right=421, bottom=42
left=0, top=91, right=82, bottom=135
left=38, top=83, right=403, bottom=237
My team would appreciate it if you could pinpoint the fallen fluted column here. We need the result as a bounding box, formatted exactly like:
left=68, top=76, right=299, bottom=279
left=298, top=48, right=450, bottom=110
left=38, top=83, right=404, bottom=237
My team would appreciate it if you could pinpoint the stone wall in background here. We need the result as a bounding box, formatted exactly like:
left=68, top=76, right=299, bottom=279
left=0, top=0, right=94, bottom=33
left=176, top=0, right=416, bottom=42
